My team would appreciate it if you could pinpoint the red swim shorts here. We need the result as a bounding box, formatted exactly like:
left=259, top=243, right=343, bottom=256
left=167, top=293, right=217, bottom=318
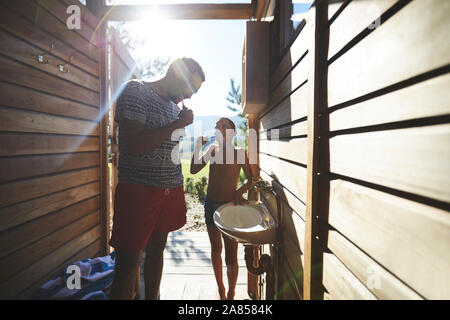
left=109, top=183, right=186, bottom=252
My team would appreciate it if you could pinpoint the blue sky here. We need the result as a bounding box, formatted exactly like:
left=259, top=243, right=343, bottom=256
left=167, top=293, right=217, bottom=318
left=106, top=1, right=312, bottom=116
left=117, top=18, right=246, bottom=117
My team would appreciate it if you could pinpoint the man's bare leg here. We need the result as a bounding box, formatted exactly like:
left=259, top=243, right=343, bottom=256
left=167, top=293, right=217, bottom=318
left=207, top=226, right=226, bottom=300
left=223, top=235, right=238, bottom=300
left=144, top=232, right=168, bottom=300
left=110, top=250, right=142, bottom=300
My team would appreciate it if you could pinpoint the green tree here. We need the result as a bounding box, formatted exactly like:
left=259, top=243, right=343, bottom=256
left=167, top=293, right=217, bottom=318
left=226, top=78, right=248, bottom=149
left=226, top=79, right=248, bottom=188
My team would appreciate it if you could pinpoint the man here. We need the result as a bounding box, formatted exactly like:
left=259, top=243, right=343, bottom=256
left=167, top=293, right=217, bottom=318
left=109, top=57, right=205, bottom=300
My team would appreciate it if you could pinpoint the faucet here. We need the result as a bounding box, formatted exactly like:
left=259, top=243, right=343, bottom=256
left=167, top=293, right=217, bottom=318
left=249, top=178, right=273, bottom=202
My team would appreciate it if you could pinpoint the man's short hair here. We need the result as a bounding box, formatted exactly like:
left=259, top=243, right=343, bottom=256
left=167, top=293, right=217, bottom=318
left=166, top=57, right=205, bottom=83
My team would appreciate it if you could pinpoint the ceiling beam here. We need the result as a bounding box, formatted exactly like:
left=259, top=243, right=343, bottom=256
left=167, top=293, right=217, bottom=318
left=104, top=4, right=254, bottom=21
left=254, top=0, right=269, bottom=20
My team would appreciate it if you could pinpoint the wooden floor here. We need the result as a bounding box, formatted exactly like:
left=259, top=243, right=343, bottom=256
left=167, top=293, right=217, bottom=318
left=138, top=231, right=251, bottom=300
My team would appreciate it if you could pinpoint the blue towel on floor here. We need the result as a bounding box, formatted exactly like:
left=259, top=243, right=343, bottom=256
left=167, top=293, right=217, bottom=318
left=39, top=251, right=116, bottom=300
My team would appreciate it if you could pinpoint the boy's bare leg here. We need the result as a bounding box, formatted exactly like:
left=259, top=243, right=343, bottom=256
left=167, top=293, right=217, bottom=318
left=207, top=226, right=226, bottom=300
left=110, top=250, right=143, bottom=300
left=144, top=232, right=168, bottom=300
left=223, top=235, right=239, bottom=300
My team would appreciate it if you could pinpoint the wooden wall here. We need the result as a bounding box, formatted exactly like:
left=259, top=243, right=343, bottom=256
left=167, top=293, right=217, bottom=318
left=257, top=0, right=450, bottom=300
left=0, top=0, right=107, bottom=299
left=258, top=1, right=313, bottom=300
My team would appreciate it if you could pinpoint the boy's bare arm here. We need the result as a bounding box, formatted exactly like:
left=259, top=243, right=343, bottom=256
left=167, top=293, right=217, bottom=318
left=234, top=151, right=253, bottom=203
left=190, top=137, right=214, bottom=174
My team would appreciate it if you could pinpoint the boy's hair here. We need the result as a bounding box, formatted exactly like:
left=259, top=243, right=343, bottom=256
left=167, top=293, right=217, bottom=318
left=166, top=57, right=205, bottom=83
left=220, top=117, right=236, bottom=131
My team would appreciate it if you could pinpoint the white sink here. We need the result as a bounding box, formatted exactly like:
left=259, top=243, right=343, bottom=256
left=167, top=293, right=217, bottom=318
left=213, top=202, right=278, bottom=245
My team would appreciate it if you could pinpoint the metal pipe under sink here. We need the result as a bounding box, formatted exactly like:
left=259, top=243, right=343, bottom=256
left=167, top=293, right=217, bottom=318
left=244, top=178, right=281, bottom=299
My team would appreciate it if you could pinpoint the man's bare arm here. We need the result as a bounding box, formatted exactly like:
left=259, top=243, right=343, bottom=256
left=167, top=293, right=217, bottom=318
left=190, top=137, right=214, bottom=174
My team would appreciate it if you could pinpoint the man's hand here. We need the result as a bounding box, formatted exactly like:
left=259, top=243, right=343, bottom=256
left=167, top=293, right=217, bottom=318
left=176, top=106, right=194, bottom=128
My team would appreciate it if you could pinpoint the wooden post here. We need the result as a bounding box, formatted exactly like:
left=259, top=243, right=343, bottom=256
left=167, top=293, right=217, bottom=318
left=304, top=0, right=329, bottom=300
left=98, top=19, right=110, bottom=256
left=247, top=114, right=260, bottom=299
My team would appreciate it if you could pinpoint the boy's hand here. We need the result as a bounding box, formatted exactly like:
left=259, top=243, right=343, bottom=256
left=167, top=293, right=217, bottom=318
left=195, top=136, right=209, bottom=147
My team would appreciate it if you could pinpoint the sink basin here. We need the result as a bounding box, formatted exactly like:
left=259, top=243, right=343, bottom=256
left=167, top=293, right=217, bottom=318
left=213, top=202, right=278, bottom=245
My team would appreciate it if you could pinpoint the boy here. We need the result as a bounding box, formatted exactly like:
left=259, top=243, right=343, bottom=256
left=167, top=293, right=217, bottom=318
left=190, top=118, right=252, bottom=300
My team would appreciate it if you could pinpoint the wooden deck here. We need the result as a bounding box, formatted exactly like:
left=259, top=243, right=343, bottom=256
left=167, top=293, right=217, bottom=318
left=138, top=231, right=251, bottom=300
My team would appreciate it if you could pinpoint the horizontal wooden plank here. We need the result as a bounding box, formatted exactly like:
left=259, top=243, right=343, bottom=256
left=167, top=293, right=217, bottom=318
left=0, top=28, right=99, bottom=92
left=163, top=257, right=246, bottom=268
left=281, top=229, right=305, bottom=278
left=0, top=81, right=99, bottom=121
left=0, top=4, right=99, bottom=77
left=0, top=107, right=99, bottom=136
left=0, top=211, right=100, bottom=282
left=329, top=73, right=450, bottom=131
left=0, top=196, right=99, bottom=258
left=328, top=0, right=399, bottom=59
left=270, top=22, right=311, bottom=91
left=280, top=201, right=306, bottom=254
left=260, top=153, right=308, bottom=204
left=33, top=0, right=99, bottom=46
left=59, top=0, right=100, bottom=30
left=0, top=183, right=100, bottom=232
left=0, top=134, right=99, bottom=156
left=328, top=0, right=450, bottom=107
left=260, top=137, right=308, bottom=165
left=164, top=246, right=244, bottom=256
left=328, top=0, right=346, bottom=22
left=0, top=152, right=99, bottom=183
left=327, top=230, right=422, bottom=300
left=0, top=226, right=100, bottom=299
left=323, top=252, right=377, bottom=300
left=328, top=179, right=450, bottom=299
left=276, top=254, right=303, bottom=300
left=106, top=3, right=254, bottom=20
left=15, top=238, right=101, bottom=299
left=3, top=0, right=99, bottom=62
left=0, top=167, right=100, bottom=208
left=163, top=266, right=247, bottom=279
left=0, top=56, right=99, bottom=107
left=329, top=124, right=450, bottom=203
left=260, top=81, right=309, bottom=130
left=269, top=52, right=310, bottom=112
left=260, top=120, right=308, bottom=140
left=260, top=168, right=307, bottom=222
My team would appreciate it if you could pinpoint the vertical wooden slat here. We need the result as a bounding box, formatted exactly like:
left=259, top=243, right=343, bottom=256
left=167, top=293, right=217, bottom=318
left=98, top=20, right=109, bottom=255
left=247, top=113, right=261, bottom=299
left=304, top=0, right=329, bottom=300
